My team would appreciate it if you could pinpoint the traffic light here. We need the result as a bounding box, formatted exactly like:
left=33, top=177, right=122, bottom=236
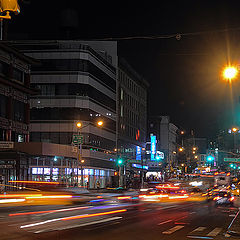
left=117, top=158, right=123, bottom=165
left=207, top=155, right=214, bottom=161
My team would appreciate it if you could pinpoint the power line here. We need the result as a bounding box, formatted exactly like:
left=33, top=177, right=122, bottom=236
left=85, top=26, right=240, bottom=41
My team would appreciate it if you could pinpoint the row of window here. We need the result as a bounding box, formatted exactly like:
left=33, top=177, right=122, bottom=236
left=119, top=69, right=146, bottom=99
left=0, top=94, right=26, bottom=123
left=32, top=59, right=116, bottom=90
left=31, top=107, right=116, bottom=132
left=0, top=61, right=27, bottom=84
left=120, top=88, right=142, bottom=111
left=0, top=129, right=26, bottom=142
left=32, top=83, right=116, bottom=111
left=30, top=132, right=115, bottom=150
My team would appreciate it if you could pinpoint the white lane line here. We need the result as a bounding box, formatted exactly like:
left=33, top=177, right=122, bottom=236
left=229, top=214, right=236, bottom=217
left=157, top=205, right=177, bottom=210
left=191, top=227, right=206, bottom=233
left=206, top=228, right=222, bottom=236
left=162, top=225, right=184, bottom=234
left=158, top=220, right=172, bottom=225
left=34, top=216, right=123, bottom=233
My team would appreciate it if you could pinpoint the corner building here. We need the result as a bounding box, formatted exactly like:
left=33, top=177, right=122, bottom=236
left=13, top=40, right=117, bottom=188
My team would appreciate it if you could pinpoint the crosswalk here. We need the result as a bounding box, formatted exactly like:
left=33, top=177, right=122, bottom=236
left=161, top=225, right=223, bottom=238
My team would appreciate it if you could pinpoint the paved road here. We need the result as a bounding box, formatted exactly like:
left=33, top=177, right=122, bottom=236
left=0, top=199, right=239, bottom=240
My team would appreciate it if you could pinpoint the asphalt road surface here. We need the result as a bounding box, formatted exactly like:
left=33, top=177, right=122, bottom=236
left=0, top=199, right=239, bottom=240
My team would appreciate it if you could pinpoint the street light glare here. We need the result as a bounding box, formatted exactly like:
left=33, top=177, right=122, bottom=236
left=76, top=122, right=82, bottom=128
left=232, top=127, right=238, bottom=132
left=223, top=66, right=238, bottom=80
left=97, top=120, right=103, bottom=126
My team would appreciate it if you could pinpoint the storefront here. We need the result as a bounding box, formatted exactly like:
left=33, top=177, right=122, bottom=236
left=0, top=142, right=115, bottom=189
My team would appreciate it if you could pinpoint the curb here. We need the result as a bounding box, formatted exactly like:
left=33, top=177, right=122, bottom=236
left=227, top=208, right=240, bottom=236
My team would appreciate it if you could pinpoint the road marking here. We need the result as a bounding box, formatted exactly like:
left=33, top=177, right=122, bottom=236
left=187, top=236, right=213, bottom=239
left=34, top=217, right=123, bottom=233
left=158, top=220, right=172, bottom=225
left=191, top=227, right=206, bottom=232
left=229, top=214, right=236, bottom=217
left=157, top=205, right=177, bottom=210
left=162, top=225, right=184, bottom=234
left=175, top=216, right=187, bottom=221
left=206, top=228, right=222, bottom=236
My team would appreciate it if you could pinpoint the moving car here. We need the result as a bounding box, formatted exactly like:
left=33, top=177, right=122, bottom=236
left=213, top=191, right=234, bottom=206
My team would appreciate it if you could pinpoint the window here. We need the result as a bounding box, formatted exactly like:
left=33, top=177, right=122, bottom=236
left=13, top=100, right=25, bottom=122
left=120, top=88, right=124, bottom=100
left=0, top=94, right=7, bottom=118
left=37, top=84, right=55, bottom=96
left=120, top=105, right=123, bottom=117
left=13, top=68, right=24, bottom=83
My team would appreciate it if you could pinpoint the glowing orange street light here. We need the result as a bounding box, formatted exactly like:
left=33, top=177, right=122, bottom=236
left=232, top=127, right=238, bottom=133
left=193, top=147, right=197, bottom=151
left=76, top=122, right=82, bottom=128
left=179, top=147, right=184, bottom=152
left=97, top=120, right=103, bottom=127
left=180, top=131, right=185, bottom=135
left=223, top=66, right=238, bottom=82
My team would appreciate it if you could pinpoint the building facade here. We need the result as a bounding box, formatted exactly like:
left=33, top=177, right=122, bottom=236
left=0, top=43, right=35, bottom=143
left=147, top=116, right=179, bottom=176
left=0, top=42, right=37, bottom=184
left=12, top=40, right=118, bottom=188
left=117, top=58, right=148, bottom=187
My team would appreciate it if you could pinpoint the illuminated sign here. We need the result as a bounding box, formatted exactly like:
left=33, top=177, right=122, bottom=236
left=151, top=135, right=156, bottom=160
left=136, top=146, right=141, bottom=160
left=156, top=151, right=164, bottom=160
left=132, top=164, right=148, bottom=170
left=52, top=168, right=59, bottom=175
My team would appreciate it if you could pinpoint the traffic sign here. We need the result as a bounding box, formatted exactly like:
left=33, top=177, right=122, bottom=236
left=224, top=158, right=240, bottom=163
left=72, top=134, right=83, bottom=145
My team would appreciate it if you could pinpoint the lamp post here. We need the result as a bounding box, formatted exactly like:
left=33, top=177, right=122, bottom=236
left=231, top=127, right=239, bottom=153
left=75, top=120, right=103, bottom=187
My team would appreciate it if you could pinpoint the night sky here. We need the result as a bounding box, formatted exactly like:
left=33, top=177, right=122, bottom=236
left=7, top=0, right=240, bottom=138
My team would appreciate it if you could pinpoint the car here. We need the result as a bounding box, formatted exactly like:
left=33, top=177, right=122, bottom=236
left=213, top=191, right=234, bottom=206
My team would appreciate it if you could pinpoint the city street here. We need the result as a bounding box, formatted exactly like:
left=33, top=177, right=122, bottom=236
left=0, top=198, right=239, bottom=240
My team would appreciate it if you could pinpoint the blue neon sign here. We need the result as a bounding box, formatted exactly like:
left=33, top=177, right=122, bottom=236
left=136, top=146, right=141, bottom=160
left=151, top=135, right=156, bottom=160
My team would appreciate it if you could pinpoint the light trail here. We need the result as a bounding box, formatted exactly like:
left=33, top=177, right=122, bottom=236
left=20, top=209, right=127, bottom=228
left=9, top=206, right=89, bottom=217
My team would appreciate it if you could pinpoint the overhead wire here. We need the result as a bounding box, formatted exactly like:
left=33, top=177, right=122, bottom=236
left=84, top=26, right=240, bottom=41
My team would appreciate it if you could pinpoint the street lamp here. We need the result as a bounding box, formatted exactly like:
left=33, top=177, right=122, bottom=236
left=75, top=120, right=103, bottom=187
left=97, top=120, right=103, bottom=127
left=0, top=0, right=20, bottom=19
left=222, top=66, right=238, bottom=82
left=232, top=127, right=238, bottom=133
left=179, top=147, right=184, bottom=152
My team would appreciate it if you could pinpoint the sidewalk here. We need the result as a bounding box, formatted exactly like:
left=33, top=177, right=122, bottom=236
left=227, top=198, right=240, bottom=237
left=228, top=208, right=240, bottom=236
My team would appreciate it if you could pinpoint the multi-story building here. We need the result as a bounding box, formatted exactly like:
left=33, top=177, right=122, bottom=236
left=0, top=42, right=37, bottom=183
left=117, top=58, right=148, bottom=187
left=12, top=40, right=117, bottom=188
left=0, top=43, right=35, bottom=142
left=147, top=116, right=179, bottom=175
